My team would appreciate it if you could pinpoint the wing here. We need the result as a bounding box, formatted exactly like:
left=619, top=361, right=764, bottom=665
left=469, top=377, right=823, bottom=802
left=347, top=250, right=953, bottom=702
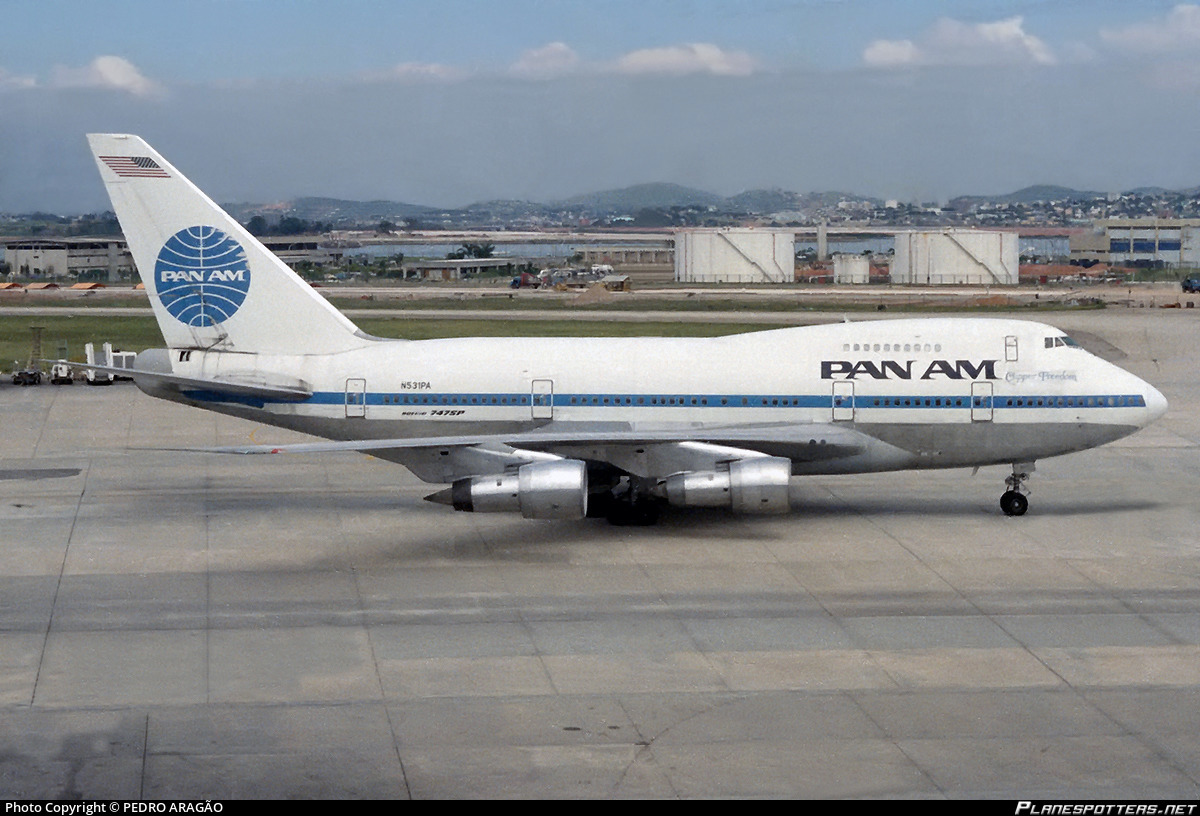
left=194, top=421, right=870, bottom=482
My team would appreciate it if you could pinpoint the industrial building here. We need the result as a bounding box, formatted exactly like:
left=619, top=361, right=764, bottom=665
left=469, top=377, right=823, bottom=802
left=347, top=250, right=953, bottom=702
left=2, top=236, right=341, bottom=283
left=576, top=242, right=674, bottom=282
left=577, top=243, right=673, bottom=268
left=3, top=237, right=134, bottom=281
left=891, top=229, right=1018, bottom=285
left=674, top=228, right=794, bottom=283
left=1069, top=219, right=1200, bottom=267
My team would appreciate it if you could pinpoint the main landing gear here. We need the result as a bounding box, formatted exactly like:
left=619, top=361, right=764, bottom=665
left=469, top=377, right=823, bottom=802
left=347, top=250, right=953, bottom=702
left=590, top=477, right=662, bottom=526
left=1000, top=462, right=1034, bottom=516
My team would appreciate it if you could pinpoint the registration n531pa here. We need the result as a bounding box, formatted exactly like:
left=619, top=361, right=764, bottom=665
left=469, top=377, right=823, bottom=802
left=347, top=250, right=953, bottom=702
left=81, top=134, right=1168, bottom=524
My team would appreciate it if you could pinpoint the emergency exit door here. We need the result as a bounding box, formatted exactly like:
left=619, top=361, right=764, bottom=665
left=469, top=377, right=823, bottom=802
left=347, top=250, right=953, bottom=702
left=345, top=378, right=367, bottom=418
left=971, top=381, right=993, bottom=422
left=832, top=381, right=854, bottom=421
left=531, top=379, right=553, bottom=419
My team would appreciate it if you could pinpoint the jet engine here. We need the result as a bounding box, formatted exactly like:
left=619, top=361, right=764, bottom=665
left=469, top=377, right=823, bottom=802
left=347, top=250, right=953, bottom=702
left=438, top=459, right=588, bottom=520
left=659, top=456, right=792, bottom=514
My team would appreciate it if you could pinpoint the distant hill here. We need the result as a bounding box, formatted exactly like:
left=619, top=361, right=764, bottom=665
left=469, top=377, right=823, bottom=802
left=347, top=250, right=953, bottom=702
left=1001, top=185, right=1105, bottom=203
left=950, top=185, right=1105, bottom=210
left=725, top=188, right=805, bottom=213
left=227, top=197, right=438, bottom=225
left=214, top=180, right=1200, bottom=228
left=554, top=182, right=725, bottom=213
left=460, top=199, right=548, bottom=219
left=285, top=197, right=439, bottom=220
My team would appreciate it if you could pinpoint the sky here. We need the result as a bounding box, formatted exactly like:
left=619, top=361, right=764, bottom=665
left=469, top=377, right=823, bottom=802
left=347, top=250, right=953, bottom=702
left=4, top=0, right=1200, bottom=212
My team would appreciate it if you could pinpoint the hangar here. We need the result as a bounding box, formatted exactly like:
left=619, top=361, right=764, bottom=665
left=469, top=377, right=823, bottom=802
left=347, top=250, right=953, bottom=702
left=1070, top=218, right=1200, bottom=267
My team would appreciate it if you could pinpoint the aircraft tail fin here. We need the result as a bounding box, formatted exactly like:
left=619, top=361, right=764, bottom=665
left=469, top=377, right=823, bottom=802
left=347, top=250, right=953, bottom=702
left=87, top=133, right=369, bottom=355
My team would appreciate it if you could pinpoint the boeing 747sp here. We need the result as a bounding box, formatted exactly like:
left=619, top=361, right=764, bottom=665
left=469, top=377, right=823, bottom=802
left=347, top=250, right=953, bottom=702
left=79, top=134, right=1168, bottom=524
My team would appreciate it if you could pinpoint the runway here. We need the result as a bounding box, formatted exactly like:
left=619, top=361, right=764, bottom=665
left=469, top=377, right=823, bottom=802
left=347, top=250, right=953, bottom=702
left=1, top=309, right=1198, bottom=798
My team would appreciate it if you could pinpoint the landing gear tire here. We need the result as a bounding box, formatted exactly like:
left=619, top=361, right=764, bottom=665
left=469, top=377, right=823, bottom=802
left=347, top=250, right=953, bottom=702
left=1000, top=490, right=1028, bottom=517
left=1000, top=462, right=1034, bottom=517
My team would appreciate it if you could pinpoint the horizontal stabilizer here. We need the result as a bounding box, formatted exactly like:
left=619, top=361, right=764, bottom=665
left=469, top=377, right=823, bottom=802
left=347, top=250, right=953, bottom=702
left=42, top=359, right=312, bottom=402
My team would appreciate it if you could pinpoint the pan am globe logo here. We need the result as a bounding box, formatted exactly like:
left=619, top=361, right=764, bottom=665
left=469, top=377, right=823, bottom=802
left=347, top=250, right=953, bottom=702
left=154, top=226, right=251, bottom=326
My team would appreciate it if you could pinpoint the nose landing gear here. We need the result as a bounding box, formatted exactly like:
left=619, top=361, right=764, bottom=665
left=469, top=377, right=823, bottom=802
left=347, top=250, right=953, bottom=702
left=1000, top=462, right=1034, bottom=516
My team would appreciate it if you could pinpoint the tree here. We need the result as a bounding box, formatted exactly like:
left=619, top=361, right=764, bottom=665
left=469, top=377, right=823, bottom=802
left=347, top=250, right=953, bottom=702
left=277, top=216, right=309, bottom=235
left=460, top=242, right=495, bottom=259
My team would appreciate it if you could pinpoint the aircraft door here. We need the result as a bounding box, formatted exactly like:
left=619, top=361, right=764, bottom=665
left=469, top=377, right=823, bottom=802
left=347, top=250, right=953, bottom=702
left=345, top=378, right=367, bottom=418
left=531, top=379, right=553, bottom=420
left=832, top=381, right=854, bottom=421
left=1005, top=335, right=1019, bottom=362
left=971, top=381, right=993, bottom=422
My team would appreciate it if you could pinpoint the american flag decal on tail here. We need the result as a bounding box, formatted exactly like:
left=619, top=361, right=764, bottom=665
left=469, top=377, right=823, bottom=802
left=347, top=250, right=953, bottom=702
left=100, top=156, right=170, bottom=178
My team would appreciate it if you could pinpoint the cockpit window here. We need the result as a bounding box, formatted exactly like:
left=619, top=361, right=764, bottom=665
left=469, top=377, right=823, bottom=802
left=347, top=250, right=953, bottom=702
left=1045, top=335, right=1081, bottom=348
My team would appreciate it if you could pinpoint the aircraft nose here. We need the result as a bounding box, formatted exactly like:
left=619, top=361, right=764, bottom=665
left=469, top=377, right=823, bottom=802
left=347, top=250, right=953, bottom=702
left=1143, top=382, right=1168, bottom=423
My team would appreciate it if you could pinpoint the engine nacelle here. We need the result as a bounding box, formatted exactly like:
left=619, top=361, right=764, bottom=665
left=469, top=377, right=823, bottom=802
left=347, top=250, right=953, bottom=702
left=448, top=459, right=588, bottom=520
left=661, top=456, right=792, bottom=514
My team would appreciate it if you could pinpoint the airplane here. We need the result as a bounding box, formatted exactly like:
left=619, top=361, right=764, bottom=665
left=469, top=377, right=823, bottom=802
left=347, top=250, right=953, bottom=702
left=77, top=133, right=1168, bottom=525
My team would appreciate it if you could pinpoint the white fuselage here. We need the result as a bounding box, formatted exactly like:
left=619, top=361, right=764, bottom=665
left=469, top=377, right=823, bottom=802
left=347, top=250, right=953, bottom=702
left=146, top=317, right=1167, bottom=479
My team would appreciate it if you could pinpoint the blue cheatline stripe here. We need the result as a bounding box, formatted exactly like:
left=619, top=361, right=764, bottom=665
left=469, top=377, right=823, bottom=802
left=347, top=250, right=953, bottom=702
left=207, top=390, right=1147, bottom=410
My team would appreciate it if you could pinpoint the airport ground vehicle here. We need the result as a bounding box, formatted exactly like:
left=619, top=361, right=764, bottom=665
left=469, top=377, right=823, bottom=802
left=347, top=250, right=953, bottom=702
left=1182, top=276, right=1200, bottom=293
left=12, top=368, right=42, bottom=385
left=49, top=362, right=73, bottom=384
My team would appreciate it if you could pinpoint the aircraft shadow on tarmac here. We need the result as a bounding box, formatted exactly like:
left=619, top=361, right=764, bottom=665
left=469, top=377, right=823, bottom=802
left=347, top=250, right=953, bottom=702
left=787, top=496, right=1164, bottom=519
left=121, top=483, right=1165, bottom=533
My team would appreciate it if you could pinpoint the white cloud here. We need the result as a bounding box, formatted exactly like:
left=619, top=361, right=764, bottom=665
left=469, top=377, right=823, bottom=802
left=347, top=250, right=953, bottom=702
left=360, top=42, right=759, bottom=84
left=378, top=61, right=466, bottom=83
left=863, top=16, right=1055, bottom=68
left=861, top=39, right=920, bottom=68
left=510, top=42, right=580, bottom=79
left=0, top=67, right=37, bottom=90
left=1100, top=4, right=1200, bottom=51
left=613, top=43, right=757, bottom=77
left=49, top=56, right=163, bottom=97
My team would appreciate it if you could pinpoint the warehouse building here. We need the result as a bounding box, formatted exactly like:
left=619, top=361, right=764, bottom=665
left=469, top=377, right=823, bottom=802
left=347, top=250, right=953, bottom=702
left=3, top=236, right=342, bottom=282
left=1070, top=219, right=1200, bottom=267
left=3, top=238, right=134, bottom=281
